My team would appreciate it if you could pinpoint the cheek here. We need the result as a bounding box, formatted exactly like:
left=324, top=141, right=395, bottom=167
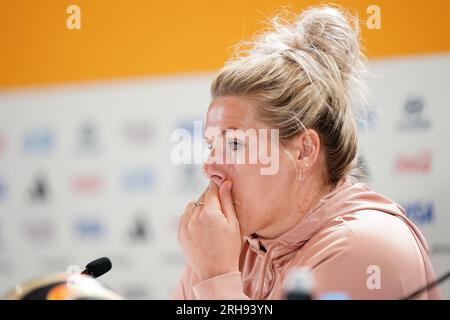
left=228, top=164, right=280, bottom=208
left=222, top=164, right=264, bottom=212
left=232, top=162, right=295, bottom=208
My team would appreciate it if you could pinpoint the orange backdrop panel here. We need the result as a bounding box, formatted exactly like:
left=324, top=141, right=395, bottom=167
left=1, top=0, right=449, bottom=88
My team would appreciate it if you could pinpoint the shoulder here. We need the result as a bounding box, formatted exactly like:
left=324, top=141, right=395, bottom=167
left=302, top=210, right=421, bottom=266
left=292, top=210, right=426, bottom=299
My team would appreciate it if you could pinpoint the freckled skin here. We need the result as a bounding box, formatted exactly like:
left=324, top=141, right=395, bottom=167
left=203, top=96, right=304, bottom=238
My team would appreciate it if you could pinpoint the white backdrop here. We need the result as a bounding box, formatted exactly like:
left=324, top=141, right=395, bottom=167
left=0, top=53, right=449, bottom=299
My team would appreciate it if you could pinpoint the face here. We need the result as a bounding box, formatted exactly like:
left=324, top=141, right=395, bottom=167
left=203, top=96, right=300, bottom=237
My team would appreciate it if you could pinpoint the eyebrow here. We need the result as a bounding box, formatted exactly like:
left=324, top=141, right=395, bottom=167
left=222, top=127, right=239, bottom=135
left=203, top=127, right=240, bottom=142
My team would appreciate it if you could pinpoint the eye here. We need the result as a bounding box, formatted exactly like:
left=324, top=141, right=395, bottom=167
left=228, top=139, right=243, bottom=152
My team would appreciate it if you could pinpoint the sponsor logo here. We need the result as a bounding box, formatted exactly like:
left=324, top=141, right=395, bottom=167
left=357, top=107, right=377, bottom=132
left=28, top=173, right=50, bottom=203
left=71, top=173, right=104, bottom=195
left=22, top=128, right=55, bottom=154
left=73, top=217, right=105, bottom=240
left=122, top=120, right=154, bottom=146
left=397, top=95, right=431, bottom=131
left=128, top=211, right=152, bottom=242
left=394, top=150, right=432, bottom=174
left=76, top=121, right=100, bottom=154
left=403, top=202, right=435, bottom=225
left=120, top=167, right=156, bottom=192
left=22, top=218, right=55, bottom=242
left=354, top=153, right=371, bottom=183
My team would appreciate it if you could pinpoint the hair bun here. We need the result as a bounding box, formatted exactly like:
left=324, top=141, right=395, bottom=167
left=252, top=6, right=366, bottom=84
left=294, top=6, right=362, bottom=75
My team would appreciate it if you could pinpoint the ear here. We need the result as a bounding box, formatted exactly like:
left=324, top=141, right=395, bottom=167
left=295, top=129, right=321, bottom=169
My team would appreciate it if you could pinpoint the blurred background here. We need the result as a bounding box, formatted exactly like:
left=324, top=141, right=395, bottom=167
left=0, top=0, right=449, bottom=299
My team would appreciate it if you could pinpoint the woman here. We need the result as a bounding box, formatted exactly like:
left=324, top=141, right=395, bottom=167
left=174, top=6, right=442, bottom=300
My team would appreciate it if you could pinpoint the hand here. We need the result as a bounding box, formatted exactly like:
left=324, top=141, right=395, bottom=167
left=177, top=180, right=242, bottom=282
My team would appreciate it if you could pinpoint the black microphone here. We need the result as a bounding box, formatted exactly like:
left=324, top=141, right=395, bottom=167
left=81, top=257, right=112, bottom=278
left=285, top=267, right=314, bottom=300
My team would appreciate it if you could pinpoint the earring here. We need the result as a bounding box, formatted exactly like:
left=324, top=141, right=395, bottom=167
left=299, top=169, right=306, bottom=181
left=304, top=156, right=310, bottom=167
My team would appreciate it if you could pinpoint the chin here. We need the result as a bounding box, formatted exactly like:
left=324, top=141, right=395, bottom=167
left=237, top=222, right=256, bottom=237
left=235, top=210, right=258, bottom=237
left=240, top=230, right=251, bottom=237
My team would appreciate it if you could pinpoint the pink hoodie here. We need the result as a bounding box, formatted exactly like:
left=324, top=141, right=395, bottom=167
left=173, top=178, right=443, bottom=300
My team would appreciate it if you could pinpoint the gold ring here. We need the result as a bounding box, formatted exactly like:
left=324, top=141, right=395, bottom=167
left=194, top=201, right=205, bottom=208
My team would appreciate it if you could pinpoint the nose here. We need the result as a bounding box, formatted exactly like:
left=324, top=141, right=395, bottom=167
left=203, top=162, right=226, bottom=188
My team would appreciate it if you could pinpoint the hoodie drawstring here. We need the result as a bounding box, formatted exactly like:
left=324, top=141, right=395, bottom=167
left=256, top=245, right=275, bottom=300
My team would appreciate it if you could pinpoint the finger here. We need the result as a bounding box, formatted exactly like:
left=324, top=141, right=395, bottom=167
left=178, top=201, right=195, bottom=239
left=196, top=187, right=208, bottom=205
left=188, top=187, right=209, bottom=221
left=219, top=180, right=238, bottom=223
left=203, top=181, right=222, bottom=211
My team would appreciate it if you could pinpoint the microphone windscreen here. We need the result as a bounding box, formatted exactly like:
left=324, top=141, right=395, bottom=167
left=85, top=257, right=112, bottom=278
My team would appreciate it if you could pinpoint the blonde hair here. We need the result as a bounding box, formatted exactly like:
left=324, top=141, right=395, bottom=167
left=211, top=5, right=368, bottom=185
